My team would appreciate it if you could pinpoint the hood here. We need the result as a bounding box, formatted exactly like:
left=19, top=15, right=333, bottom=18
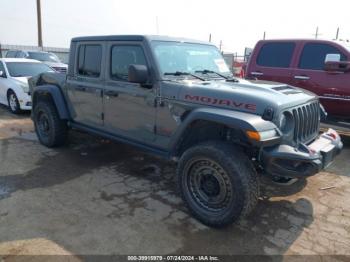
left=43, top=62, right=68, bottom=68
left=12, top=77, right=30, bottom=93
left=176, top=78, right=317, bottom=117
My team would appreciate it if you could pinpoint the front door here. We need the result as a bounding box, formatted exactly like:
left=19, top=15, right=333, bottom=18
left=66, top=43, right=104, bottom=127
left=292, top=42, right=349, bottom=117
left=103, top=42, right=156, bottom=143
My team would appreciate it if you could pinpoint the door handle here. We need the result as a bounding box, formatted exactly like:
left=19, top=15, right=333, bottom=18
left=251, top=71, right=264, bottom=76
left=76, top=86, right=86, bottom=91
left=294, top=75, right=310, bottom=80
left=104, top=90, right=119, bottom=97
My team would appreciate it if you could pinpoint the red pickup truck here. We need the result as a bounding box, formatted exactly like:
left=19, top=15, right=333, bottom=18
left=246, top=39, right=350, bottom=121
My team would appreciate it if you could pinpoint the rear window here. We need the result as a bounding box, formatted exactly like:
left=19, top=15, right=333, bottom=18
left=6, top=51, right=18, bottom=58
left=28, top=52, right=60, bottom=62
left=257, top=42, right=295, bottom=68
left=77, top=45, right=102, bottom=77
left=299, top=43, right=347, bottom=70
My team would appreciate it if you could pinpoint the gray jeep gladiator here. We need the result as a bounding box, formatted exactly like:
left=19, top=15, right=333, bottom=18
left=29, top=35, right=343, bottom=227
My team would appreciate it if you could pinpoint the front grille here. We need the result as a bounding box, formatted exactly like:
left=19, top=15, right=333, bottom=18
left=52, top=67, right=67, bottom=74
left=292, top=101, right=320, bottom=143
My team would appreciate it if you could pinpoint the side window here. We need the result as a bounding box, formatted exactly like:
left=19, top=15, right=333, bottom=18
left=110, top=45, right=147, bottom=81
left=257, top=42, right=295, bottom=68
left=299, top=43, right=347, bottom=70
left=77, top=44, right=102, bottom=77
left=6, top=51, right=16, bottom=58
left=16, top=51, right=26, bottom=58
left=0, top=62, right=6, bottom=77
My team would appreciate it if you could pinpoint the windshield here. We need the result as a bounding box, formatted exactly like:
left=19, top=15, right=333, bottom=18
left=28, top=52, right=61, bottom=63
left=151, top=41, right=232, bottom=78
left=6, top=62, right=54, bottom=77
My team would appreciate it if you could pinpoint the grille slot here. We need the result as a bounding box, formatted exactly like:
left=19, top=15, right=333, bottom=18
left=291, top=101, right=320, bottom=143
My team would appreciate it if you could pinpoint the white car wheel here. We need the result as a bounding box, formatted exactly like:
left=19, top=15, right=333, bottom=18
left=7, top=91, right=21, bottom=114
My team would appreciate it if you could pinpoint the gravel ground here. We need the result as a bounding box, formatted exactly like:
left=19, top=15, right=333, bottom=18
left=0, top=106, right=349, bottom=260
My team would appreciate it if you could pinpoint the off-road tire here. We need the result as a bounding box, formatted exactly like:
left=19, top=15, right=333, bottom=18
left=33, top=101, right=68, bottom=147
left=7, top=90, right=22, bottom=114
left=177, top=141, right=259, bottom=228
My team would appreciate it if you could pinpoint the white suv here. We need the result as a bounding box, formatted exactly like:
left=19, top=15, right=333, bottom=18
left=0, top=58, right=54, bottom=113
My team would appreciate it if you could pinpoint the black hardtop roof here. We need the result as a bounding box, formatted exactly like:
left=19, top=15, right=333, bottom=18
left=71, top=35, right=214, bottom=45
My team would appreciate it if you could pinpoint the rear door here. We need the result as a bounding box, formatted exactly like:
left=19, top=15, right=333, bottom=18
left=247, top=41, right=296, bottom=84
left=66, top=42, right=105, bottom=127
left=292, top=42, right=349, bottom=117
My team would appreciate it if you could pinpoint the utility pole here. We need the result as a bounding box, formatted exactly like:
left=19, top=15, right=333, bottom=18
left=36, top=0, right=43, bottom=48
left=263, top=31, right=266, bottom=40
left=155, top=16, right=159, bottom=34
left=209, top=33, right=212, bottom=42
left=219, top=40, right=222, bottom=51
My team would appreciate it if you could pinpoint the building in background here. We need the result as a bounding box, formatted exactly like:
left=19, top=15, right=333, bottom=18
left=223, top=47, right=253, bottom=77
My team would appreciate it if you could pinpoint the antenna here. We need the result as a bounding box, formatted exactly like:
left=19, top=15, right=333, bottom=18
left=336, top=27, right=340, bottom=40
left=313, top=26, right=322, bottom=39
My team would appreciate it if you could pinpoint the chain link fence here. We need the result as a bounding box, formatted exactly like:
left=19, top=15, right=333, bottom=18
left=0, top=43, right=69, bottom=63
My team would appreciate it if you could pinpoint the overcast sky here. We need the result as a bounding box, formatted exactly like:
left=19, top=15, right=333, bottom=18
left=1, top=0, right=349, bottom=54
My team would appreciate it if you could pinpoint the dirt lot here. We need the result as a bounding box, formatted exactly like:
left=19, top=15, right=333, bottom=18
left=0, top=106, right=349, bottom=259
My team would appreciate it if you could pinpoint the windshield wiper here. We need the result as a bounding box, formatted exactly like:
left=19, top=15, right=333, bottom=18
left=195, top=69, right=238, bottom=82
left=13, top=74, right=27, bottom=77
left=164, top=71, right=205, bottom=81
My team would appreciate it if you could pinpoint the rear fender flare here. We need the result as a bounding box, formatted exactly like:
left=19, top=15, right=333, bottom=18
left=32, top=85, right=70, bottom=119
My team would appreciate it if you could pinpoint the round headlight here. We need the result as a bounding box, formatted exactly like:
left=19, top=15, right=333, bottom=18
left=279, top=112, right=294, bottom=133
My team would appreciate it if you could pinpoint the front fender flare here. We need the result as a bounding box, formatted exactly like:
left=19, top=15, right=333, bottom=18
left=168, top=107, right=278, bottom=153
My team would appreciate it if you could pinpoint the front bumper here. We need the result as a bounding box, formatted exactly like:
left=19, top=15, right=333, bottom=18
left=18, top=93, right=32, bottom=110
left=262, top=129, right=343, bottom=178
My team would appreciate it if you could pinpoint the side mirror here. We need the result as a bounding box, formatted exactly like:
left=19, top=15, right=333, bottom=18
left=0, top=70, right=5, bottom=78
left=325, top=54, right=341, bottom=63
left=324, top=53, right=350, bottom=72
left=128, top=64, right=149, bottom=84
